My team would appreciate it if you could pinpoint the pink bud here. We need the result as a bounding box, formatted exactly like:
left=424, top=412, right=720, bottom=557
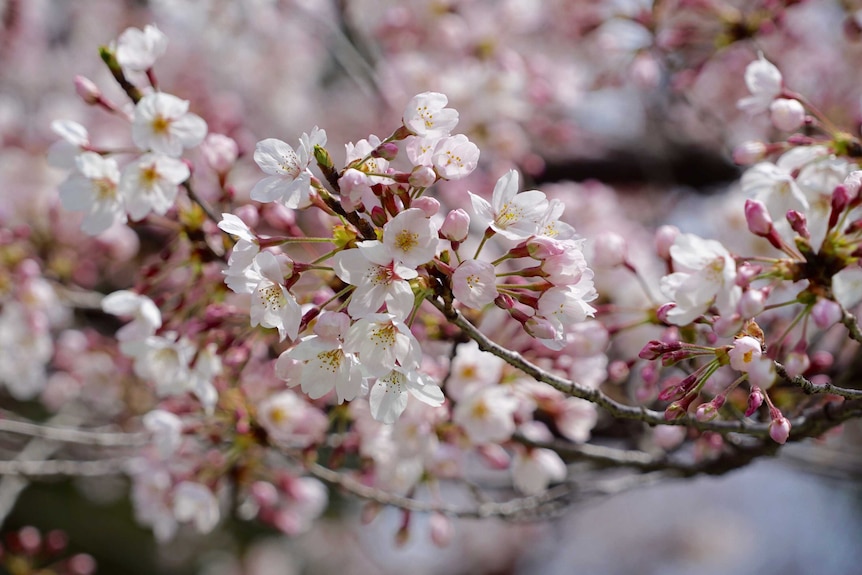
left=201, top=133, right=239, bottom=174
left=695, top=402, right=718, bottom=422
left=477, top=443, right=511, bottom=469
left=440, top=209, right=470, bottom=242
left=370, top=206, right=388, bottom=227
left=732, top=141, right=767, bottom=165
left=745, top=387, right=764, bottom=416
left=263, top=203, right=296, bottom=232
left=769, top=98, right=806, bottom=132
left=408, top=166, right=437, bottom=188
left=654, top=225, right=679, bottom=260
left=811, top=298, right=842, bottom=329
left=830, top=185, right=851, bottom=229
left=74, top=75, right=102, bottom=105
left=429, top=513, right=453, bottom=547
left=526, top=236, right=566, bottom=259
left=769, top=415, right=791, bottom=444
left=735, top=263, right=763, bottom=287
left=786, top=210, right=809, bottom=239
left=233, top=204, right=259, bottom=228
left=784, top=349, right=810, bottom=378
left=67, top=554, right=97, bottom=575
left=608, top=360, right=630, bottom=383
left=250, top=481, right=280, bottom=508
left=524, top=316, right=557, bottom=340
left=738, top=289, right=766, bottom=318
left=18, top=526, right=41, bottom=554
left=412, top=196, right=440, bottom=217
left=744, top=199, right=773, bottom=236
left=638, top=340, right=681, bottom=361
left=591, top=231, right=628, bottom=268
left=372, top=142, right=399, bottom=161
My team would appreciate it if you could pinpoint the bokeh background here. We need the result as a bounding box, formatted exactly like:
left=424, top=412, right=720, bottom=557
left=2, top=0, right=862, bottom=573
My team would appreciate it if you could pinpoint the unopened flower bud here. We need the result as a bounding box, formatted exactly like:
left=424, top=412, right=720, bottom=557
left=591, top=231, right=628, bottom=268
left=262, top=203, right=296, bottom=232
left=769, top=98, right=806, bottom=132
left=769, top=414, right=791, bottom=444
left=784, top=349, right=810, bottom=378
left=786, top=210, right=810, bottom=239
left=74, top=75, right=102, bottom=105
left=524, top=316, right=557, bottom=340
left=735, top=263, right=763, bottom=287
left=745, top=387, right=764, bottom=416
left=408, top=165, right=437, bottom=188
left=201, top=133, right=239, bottom=174
left=412, top=196, right=440, bottom=217
left=67, top=554, right=97, bottom=575
left=429, top=513, right=453, bottom=547
left=361, top=501, right=383, bottom=525
left=233, top=204, right=259, bottom=228
left=607, top=360, right=630, bottom=383
left=371, top=142, right=399, bottom=161
left=695, top=402, right=719, bottom=422
left=830, top=185, right=852, bottom=229
left=250, top=481, right=279, bottom=508
left=811, top=298, right=842, bottom=329
left=477, top=443, right=510, bottom=469
left=738, top=289, right=766, bottom=318
left=654, top=225, right=679, bottom=260
left=441, top=209, right=470, bottom=242
left=370, top=206, right=388, bottom=227
left=744, top=199, right=773, bottom=236
left=638, top=340, right=681, bottom=361
left=732, top=140, right=767, bottom=165
left=527, top=236, right=565, bottom=259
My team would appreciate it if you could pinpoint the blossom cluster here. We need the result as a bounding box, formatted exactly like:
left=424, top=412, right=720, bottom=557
left=4, top=4, right=862, bottom=560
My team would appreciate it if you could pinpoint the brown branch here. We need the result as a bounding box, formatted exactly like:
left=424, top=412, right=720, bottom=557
left=0, top=458, right=129, bottom=477
left=429, top=297, right=862, bottom=441
left=0, top=418, right=147, bottom=448
left=839, top=302, right=862, bottom=345
left=775, top=362, right=862, bottom=399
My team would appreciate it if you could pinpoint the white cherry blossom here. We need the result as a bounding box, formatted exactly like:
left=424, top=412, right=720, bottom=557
left=660, top=233, right=740, bottom=326
left=402, top=91, right=459, bottom=137
left=116, top=24, right=168, bottom=71
left=332, top=241, right=417, bottom=319
left=469, top=170, right=548, bottom=240
left=119, top=153, right=190, bottom=220
left=58, top=152, right=125, bottom=235
left=249, top=251, right=302, bottom=342
left=287, top=312, right=364, bottom=403
left=382, top=208, right=439, bottom=268
left=172, top=481, right=220, bottom=534
left=344, top=313, right=422, bottom=376
left=431, top=134, right=480, bottom=180
left=251, top=127, right=326, bottom=208
left=737, top=54, right=783, bottom=114
left=452, top=259, right=498, bottom=309
left=368, top=367, right=444, bottom=424
left=453, top=386, right=519, bottom=444
left=132, top=93, right=207, bottom=157
left=512, top=448, right=567, bottom=495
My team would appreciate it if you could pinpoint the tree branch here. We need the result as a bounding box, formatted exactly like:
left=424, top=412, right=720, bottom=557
left=0, top=418, right=147, bottom=447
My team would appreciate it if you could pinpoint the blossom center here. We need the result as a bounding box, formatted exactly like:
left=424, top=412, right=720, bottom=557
left=315, top=349, right=343, bottom=374
left=151, top=114, right=171, bottom=135
left=258, top=284, right=285, bottom=310
left=394, top=229, right=419, bottom=254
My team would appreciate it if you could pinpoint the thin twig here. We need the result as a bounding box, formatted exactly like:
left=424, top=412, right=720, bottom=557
left=0, top=458, right=129, bottom=477
left=775, top=362, right=862, bottom=399
left=839, top=302, right=862, bottom=345
left=429, top=296, right=862, bottom=440
left=0, top=419, right=147, bottom=447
